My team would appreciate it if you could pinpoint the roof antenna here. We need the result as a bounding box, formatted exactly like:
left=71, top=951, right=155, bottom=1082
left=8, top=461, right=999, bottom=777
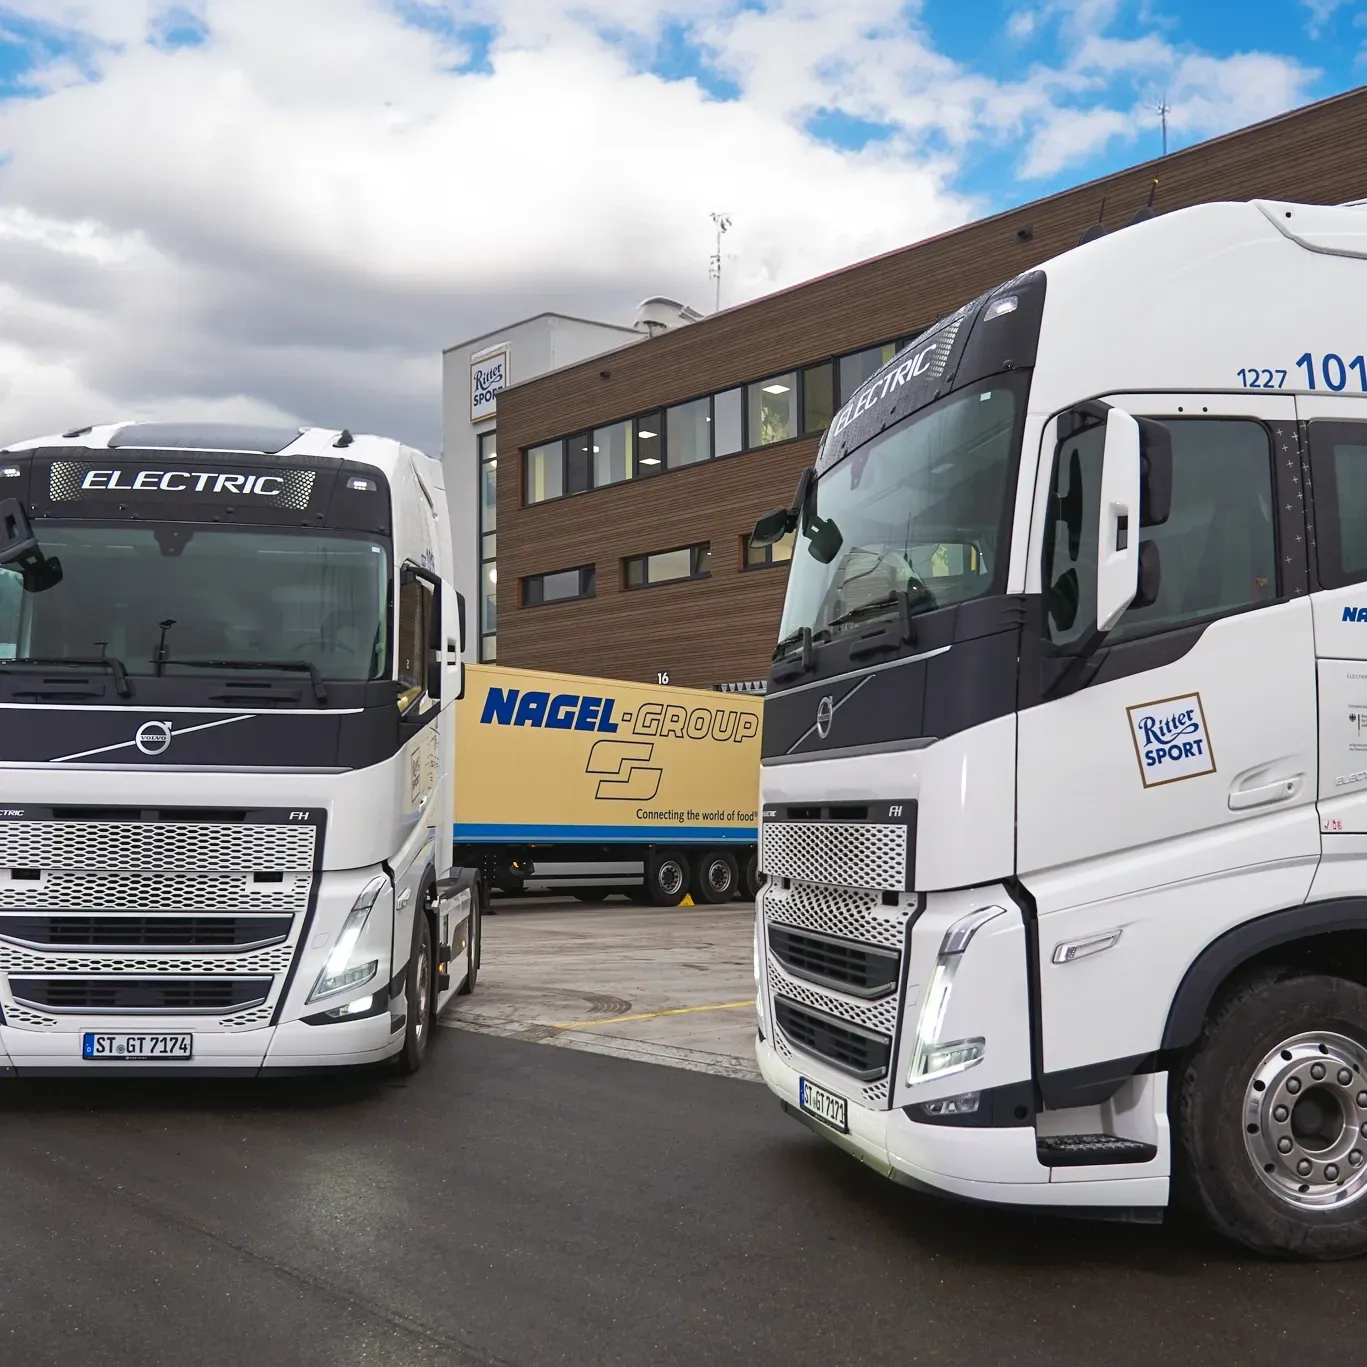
left=1077, top=196, right=1108, bottom=246
left=1130, top=179, right=1160, bottom=226
left=334, top=428, right=354, bottom=448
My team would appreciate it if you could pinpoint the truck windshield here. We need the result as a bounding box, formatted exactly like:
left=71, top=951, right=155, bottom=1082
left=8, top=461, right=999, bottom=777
left=778, top=377, right=1024, bottom=647
left=0, top=523, right=390, bottom=681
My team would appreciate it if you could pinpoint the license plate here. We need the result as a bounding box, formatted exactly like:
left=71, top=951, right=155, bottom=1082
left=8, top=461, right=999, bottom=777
left=82, top=1033, right=193, bottom=1061
left=799, top=1077, right=848, bottom=1133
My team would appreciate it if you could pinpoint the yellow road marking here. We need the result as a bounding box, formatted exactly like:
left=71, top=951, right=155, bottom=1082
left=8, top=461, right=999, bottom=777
left=553, top=1000, right=756, bottom=1030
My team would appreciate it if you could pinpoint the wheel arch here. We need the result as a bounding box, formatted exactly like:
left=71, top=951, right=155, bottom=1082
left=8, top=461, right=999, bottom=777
left=1162, top=899, right=1367, bottom=1052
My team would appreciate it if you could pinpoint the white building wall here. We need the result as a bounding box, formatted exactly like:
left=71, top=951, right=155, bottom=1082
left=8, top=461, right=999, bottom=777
left=440, top=313, right=640, bottom=661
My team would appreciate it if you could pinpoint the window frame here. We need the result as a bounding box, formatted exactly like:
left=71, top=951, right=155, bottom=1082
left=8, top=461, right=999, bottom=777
left=623, top=542, right=712, bottom=591
left=741, top=529, right=795, bottom=571
left=478, top=429, right=497, bottom=661
left=396, top=566, right=434, bottom=714
left=1306, top=419, right=1367, bottom=590
left=1041, top=411, right=1286, bottom=652
left=520, top=563, right=597, bottom=608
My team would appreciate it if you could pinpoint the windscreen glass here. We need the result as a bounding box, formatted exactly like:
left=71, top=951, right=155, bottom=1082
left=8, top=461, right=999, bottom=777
left=0, top=523, right=390, bottom=680
left=778, top=377, right=1024, bottom=646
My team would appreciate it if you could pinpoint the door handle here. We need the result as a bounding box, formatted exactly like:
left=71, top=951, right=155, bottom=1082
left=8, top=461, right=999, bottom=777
left=1228, top=776, right=1303, bottom=811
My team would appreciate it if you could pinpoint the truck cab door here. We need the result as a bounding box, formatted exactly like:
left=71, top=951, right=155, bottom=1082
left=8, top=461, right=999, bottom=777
left=1016, top=392, right=1318, bottom=1083
left=1299, top=396, right=1367, bottom=891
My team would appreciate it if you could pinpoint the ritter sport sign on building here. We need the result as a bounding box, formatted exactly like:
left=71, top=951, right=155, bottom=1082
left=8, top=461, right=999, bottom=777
left=470, top=345, right=509, bottom=423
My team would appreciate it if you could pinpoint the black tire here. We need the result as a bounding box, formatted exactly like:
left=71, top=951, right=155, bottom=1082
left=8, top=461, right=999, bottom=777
left=457, top=878, right=482, bottom=996
left=392, top=897, right=435, bottom=1075
left=741, top=850, right=762, bottom=901
left=691, top=850, right=739, bottom=904
left=646, top=849, right=690, bottom=906
left=1176, top=970, right=1367, bottom=1260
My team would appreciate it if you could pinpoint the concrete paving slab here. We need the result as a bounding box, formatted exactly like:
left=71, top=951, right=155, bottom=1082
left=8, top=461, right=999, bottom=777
left=441, top=895, right=760, bottom=1079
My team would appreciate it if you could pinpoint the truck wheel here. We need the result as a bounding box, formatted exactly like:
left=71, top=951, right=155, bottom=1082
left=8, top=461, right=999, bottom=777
left=457, top=879, right=482, bottom=996
left=692, top=850, right=739, bottom=904
left=392, top=902, right=434, bottom=1074
left=646, top=850, right=690, bottom=907
left=1176, top=970, right=1367, bottom=1259
left=741, top=851, right=762, bottom=901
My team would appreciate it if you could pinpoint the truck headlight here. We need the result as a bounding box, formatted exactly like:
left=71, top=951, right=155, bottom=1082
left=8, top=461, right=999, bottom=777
left=907, top=905, right=1004, bottom=1085
left=309, top=875, right=387, bottom=1003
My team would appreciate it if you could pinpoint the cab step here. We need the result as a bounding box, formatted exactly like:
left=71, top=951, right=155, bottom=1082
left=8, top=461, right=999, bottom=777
left=1036, top=1134, right=1158, bottom=1167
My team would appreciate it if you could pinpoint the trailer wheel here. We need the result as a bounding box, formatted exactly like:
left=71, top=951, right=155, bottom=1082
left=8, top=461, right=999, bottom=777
left=392, top=897, right=435, bottom=1075
left=692, top=850, right=739, bottom=904
left=646, top=850, right=691, bottom=906
left=741, top=850, right=762, bottom=901
left=1176, top=970, right=1367, bottom=1260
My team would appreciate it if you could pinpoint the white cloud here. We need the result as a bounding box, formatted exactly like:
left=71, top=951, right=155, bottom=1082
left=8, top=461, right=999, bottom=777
left=0, top=0, right=1330, bottom=453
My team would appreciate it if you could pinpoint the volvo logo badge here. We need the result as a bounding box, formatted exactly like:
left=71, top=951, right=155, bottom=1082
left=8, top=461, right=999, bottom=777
left=815, top=695, right=834, bottom=739
left=134, top=720, right=173, bottom=756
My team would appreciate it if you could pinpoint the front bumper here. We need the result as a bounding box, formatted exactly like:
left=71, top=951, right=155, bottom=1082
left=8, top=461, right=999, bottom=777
left=0, top=1005, right=404, bottom=1076
left=758, top=1035, right=1168, bottom=1209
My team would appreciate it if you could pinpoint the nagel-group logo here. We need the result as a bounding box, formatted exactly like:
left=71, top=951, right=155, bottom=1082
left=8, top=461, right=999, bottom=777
left=477, top=682, right=760, bottom=805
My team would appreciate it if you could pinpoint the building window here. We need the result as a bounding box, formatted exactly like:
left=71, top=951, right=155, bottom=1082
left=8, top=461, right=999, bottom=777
left=747, top=373, right=798, bottom=447
left=667, top=396, right=712, bottom=468
left=635, top=411, right=664, bottom=477
left=566, top=433, right=592, bottom=494
left=524, top=439, right=563, bottom=505
left=839, top=343, right=899, bottom=404
left=593, top=419, right=633, bottom=488
left=522, top=564, right=596, bottom=607
left=742, top=529, right=795, bottom=569
left=478, top=430, right=497, bottom=661
left=802, top=362, right=834, bottom=435
left=624, top=542, right=712, bottom=589
left=714, top=387, right=743, bottom=457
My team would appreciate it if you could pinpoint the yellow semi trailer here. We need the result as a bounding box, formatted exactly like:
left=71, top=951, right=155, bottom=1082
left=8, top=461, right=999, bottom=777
left=453, top=664, right=763, bottom=905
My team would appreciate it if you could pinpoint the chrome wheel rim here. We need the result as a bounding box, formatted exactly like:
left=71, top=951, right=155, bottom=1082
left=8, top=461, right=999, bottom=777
left=657, top=861, right=684, bottom=897
left=1244, top=1030, right=1367, bottom=1209
left=706, top=860, right=732, bottom=894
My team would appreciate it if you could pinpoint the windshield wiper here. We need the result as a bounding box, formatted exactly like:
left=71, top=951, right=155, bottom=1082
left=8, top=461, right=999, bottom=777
left=771, top=626, right=815, bottom=671
left=821, top=586, right=933, bottom=639
left=0, top=655, right=132, bottom=698
left=161, top=658, right=327, bottom=704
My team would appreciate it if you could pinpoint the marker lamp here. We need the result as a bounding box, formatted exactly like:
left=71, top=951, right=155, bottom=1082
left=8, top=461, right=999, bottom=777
left=983, top=295, right=1018, bottom=320
left=308, top=875, right=386, bottom=1003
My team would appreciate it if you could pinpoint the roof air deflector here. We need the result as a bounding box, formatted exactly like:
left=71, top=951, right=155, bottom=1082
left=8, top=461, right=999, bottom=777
left=107, top=423, right=305, bottom=454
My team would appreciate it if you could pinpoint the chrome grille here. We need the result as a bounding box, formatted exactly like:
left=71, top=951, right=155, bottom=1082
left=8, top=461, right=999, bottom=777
left=0, top=822, right=315, bottom=873
left=760, top=821, right=906, bottom=892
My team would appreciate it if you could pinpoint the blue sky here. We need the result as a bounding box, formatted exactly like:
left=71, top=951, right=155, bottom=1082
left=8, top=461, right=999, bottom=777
left=0, top=0, right=1357, bottom=449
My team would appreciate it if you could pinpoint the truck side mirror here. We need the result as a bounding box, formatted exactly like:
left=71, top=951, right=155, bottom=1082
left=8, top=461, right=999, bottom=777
left=751, top=465, right=815, bottom=547
left=0, top=496, right=62, bottom=592
left=1096, top=408, right=1141, bottom=633
left=1137, top=418, right=1172, bottom=527
left=426, top=580, right=442, bottom=703
left=455, top=590, right=467, bottom=654
left=751, top=507, right=792, bottom=547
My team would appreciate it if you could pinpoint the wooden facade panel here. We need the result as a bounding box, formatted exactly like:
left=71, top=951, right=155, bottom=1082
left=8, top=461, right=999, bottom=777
left=491, top=88, right=1367, bottom=687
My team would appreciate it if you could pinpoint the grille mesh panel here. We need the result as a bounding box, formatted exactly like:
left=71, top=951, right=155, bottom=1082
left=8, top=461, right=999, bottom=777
left=0, top=822, right=315, bottom=873
left=11, top=977, right=271, bottom=1013
left=761, top=880, right=910, bottom=949
left=0, top=872, right=311, bottom=914
left=761, top=822, right=906, bottom=891
left=0, top=944, right=295, bottom=976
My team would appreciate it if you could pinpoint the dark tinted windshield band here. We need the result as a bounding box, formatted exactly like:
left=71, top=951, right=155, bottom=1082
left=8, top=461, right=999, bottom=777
left=6, top=449, right=391, bottom=535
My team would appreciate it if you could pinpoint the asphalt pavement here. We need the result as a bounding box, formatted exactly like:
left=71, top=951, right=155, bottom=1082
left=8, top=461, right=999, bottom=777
left=2, top=1022, right=1364, bottom=1367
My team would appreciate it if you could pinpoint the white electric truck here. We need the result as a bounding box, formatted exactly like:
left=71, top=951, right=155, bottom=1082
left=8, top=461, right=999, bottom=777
left=0, top=421, right=479, bottom=1077
left=751, top=199, right=1367, bottom=1258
